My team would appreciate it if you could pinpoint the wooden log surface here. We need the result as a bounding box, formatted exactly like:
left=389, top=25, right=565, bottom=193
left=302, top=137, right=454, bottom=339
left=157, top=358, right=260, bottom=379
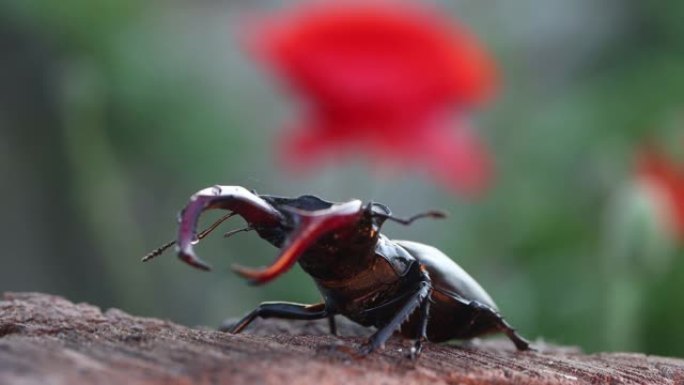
left=1, top=292, right=683, bottom=385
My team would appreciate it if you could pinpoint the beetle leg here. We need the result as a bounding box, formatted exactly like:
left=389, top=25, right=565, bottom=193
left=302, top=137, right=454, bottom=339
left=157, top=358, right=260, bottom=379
left=410, top=292, right=431, bottom=360
left=358, top=280, right=432, bottom=356
left=221, top=302, right=331, bottom=334
left=328, top=315, right=338, bottom=336
left=467, top=300, right=531, bottom=351
left=176, top=186, right=284, bottom=271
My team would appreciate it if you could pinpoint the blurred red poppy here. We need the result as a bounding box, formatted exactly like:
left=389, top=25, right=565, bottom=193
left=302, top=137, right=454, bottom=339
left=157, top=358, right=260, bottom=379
left=247, top=2, right=498, bottom=194
left=636, top=147, right=684, bottom=241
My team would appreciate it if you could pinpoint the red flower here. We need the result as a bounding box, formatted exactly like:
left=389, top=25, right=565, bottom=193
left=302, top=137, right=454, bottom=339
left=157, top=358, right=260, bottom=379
left=247, top=2, right=498, bottom=194
left=636, top=147, right=684, bottom=241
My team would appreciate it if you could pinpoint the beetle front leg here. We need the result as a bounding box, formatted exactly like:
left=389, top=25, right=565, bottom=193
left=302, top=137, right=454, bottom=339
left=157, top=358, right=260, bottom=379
left=176, top=186, right=284, bottom=270
left=222, top=302, right=331, bottom=334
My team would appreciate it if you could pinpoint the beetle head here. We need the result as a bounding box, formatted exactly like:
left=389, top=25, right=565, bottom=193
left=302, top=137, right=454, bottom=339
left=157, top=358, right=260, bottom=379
left=253, top=195, right=337, bottom=246
left=257, top=197, right=391, bottom=247
left=232, top=197, right=366, bottom=284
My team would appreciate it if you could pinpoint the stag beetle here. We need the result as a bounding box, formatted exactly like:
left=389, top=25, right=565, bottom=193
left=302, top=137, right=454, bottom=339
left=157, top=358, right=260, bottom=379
left=144, top=186, right=530, bottom=357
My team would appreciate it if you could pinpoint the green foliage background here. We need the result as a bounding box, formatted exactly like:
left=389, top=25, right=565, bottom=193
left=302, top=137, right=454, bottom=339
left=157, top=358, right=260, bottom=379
left=1, top=0, right=683, bottom=356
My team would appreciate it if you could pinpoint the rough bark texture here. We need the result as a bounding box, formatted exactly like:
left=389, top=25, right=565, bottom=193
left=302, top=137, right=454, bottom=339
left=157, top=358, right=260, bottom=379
left=1, top=292, right=683, bottom=385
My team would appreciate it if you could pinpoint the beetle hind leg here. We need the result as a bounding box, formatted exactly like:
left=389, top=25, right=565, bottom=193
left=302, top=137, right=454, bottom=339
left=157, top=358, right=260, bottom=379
left=221, top=302, right=332, bottom=334
left=467, top=300, right=531, bottom=351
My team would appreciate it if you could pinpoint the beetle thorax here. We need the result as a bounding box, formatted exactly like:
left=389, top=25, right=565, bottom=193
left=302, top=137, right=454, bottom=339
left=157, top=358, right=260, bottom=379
left=297, top=223, right=379, bottom=281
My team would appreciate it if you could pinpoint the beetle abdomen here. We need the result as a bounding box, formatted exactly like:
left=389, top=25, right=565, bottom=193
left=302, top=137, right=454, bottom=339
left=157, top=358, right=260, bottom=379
left=400, top=289, right=501, bottom=342
left=394, top=240, right=498, bottom=310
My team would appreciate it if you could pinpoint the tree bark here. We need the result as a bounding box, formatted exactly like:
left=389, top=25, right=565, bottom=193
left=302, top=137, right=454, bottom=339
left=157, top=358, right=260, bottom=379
left=1, top=292, right=683, bottom=385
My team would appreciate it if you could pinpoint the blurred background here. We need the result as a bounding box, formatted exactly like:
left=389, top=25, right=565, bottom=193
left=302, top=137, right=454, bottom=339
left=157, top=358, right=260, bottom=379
left=1, top=0, right=684, bottom=356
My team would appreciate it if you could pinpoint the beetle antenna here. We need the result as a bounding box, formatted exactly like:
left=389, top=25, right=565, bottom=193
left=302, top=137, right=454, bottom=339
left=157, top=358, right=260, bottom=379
left=373, top=210, right=447, bottom=226
left=142, top=212, right=236, bottom=262
left=223, top=226, right=253, bottom=239
left=141, top=239, right=176, bottom=262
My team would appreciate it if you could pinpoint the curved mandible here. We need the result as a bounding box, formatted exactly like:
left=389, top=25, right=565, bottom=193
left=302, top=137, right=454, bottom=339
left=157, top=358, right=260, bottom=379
left=232, top=199, right=364, bottom=285
left=176, top=186, right=284, bottom=270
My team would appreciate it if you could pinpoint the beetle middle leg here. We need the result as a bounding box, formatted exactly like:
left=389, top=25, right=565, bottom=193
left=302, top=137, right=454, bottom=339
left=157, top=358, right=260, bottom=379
left=327, top=314, right=338, bottom=336
left=410, top=291, right=431, bottom=359
left=222, top=302, right=334, bottom=334
left=358, top=272, right=433, bottom=357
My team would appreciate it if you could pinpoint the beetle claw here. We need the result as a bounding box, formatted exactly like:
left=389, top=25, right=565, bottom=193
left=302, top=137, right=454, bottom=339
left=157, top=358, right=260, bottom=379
left=408, top=341, right=424, bottom=360
left=356, top=342, right=376, bottom=357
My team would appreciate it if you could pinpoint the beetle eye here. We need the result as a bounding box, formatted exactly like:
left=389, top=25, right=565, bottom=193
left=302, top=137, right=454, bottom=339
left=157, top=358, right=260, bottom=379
left=367, top=203, right=392, bottom=227
left=371, top=202, right=392, bottom=216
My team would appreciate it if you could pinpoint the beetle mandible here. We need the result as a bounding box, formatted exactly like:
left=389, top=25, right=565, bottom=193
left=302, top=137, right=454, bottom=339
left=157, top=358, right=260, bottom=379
left=144, top=185, right=531, bottom=356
